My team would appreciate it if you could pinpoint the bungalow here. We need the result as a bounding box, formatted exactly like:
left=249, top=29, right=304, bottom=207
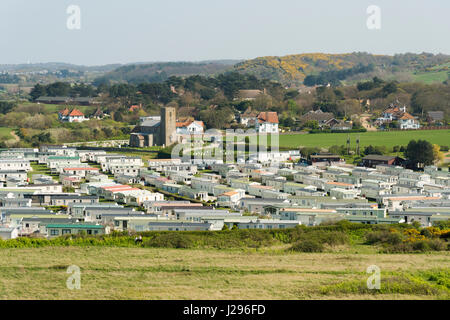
left=46, top=223, right=106, bottom=238
left=299, top=109, right=334, bottom=128
left=277, top=208, right=341, bottom=226
left=114, top=218, right=213, bottom=232
left=47, top=156, right=80, bottom=170
left=230, top=179, right=259, bottom=193
left=238, top=198, right=289, bottom=214
left=162, top=183, right=183, bottom=194
left=50, top=195, right=98, bottom=206
left=19, top=217, right=76, bottom=236
left=248, top=185, right=275, bottom=197
left=217, top=191, right=243, bottom=208
left=263, top=176, right=287, bottom=191
left=0, top=160, right=31, bottom=172
left=329, top=188, right=360, bottom=199
left=261, top=189, right=290, bottom=200
left=237, top=219, right=301, bottom=230
left=0, top=227, right=19, bottom=239
left=143, top=201, right=203, bottom=215
left=62, top=167, right=100, bottom=177
left=178, top=186, right=209, bottom=201
left=389, top=211, right=433, bottom=227
left=324, top=181, right=355, bottom=193
left=309, top=154, right=343, bottom=164
left=148, top=158, right=182, bottom=171
left=117, top=190, right=164, bottom=206
left=0, top=170, right=28, bottom=183
left=283, top=182, right=308, bottom=195
left=362, top=155, right=404, bottom=168
left=427, top=111, right=444, bottom=124
left=212, top=185, right=241, bottom=197
left=191, top=177, right=219, bottom=195
left=379, top=195, right=441, bottom=211
left=337, top=208, right=386, bottom=219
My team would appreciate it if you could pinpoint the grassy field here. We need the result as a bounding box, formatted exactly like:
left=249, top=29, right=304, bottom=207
left=413, top=71, right=449, bottom=84
left=277, top=130, right=450, bottom=149
left=0, top=127, right=15, bottom=140
left=18, top=102, right=97, bottom=115
left=0, top=246, right=448, bottom=300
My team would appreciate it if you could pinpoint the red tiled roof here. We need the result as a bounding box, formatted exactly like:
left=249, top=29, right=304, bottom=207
left=69, top=108, right=84, bottom=117
left=398, top=112, right=415, bottom=120
left=176, top=120, right=204, bottom=128
left=59, top=108, right=70, bottom=116
left=257, top=112, right=279, bottom=124
left=129, top=105, right=141, bottom=112
left=102, top=185, right=132, bottom=190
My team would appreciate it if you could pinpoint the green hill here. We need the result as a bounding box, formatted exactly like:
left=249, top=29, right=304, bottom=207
left=234, top=52, right=450, bottom=85
left=94, top=61, right=239, bottom=85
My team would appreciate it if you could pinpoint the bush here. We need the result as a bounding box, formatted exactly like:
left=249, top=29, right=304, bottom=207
left=290, top=239, right=324, bottom=252
left=143, top=233, right=194, bottom=249
left=366, top=230, right=403, bottom=245
left=426, top=239, right=447, bottom=251
left=383, top=239, right=447, bottom=253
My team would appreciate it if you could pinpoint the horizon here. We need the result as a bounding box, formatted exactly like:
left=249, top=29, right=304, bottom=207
left=2, top=51, right=450, bottom=68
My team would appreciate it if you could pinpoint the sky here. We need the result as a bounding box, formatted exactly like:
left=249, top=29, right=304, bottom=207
left=0, top=0, right=449, bottom=65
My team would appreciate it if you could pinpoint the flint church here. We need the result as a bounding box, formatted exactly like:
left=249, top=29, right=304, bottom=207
left=129, top=107, right=178, bottom=147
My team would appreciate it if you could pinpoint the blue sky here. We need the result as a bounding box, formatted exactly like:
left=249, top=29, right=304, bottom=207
left=0, top=0, right=449, bottom=65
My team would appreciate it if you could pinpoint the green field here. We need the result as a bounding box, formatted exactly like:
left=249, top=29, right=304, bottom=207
left=413, top=71, right=449, bottom=84
left=277, top=130, right=450, bottom=150
left=18, top=102, right=96, bottom=115
left=0, top=247, right=448, bottom=299
left=0, top=127, right=14, bottom=140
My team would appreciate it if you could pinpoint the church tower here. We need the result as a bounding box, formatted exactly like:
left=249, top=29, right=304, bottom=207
left=160, top=106, right=177, bottom=147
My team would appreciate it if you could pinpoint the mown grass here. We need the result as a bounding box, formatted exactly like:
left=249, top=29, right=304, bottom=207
left=275, top=130, right=450, bottom=149
left=0, top=246, right=448, bottom=299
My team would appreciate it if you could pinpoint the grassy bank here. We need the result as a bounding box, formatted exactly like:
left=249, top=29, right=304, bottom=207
left=0, top=246, right=448, bottom=299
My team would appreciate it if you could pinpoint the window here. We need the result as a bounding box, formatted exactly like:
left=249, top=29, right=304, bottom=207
left=50, top=229, right=59, bottom=236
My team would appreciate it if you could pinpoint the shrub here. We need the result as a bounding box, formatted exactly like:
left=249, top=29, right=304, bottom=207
left=290, top=239, right=324, bottom=252
left=365, top=230, right=403, bottom=245
left=383, top=239, right=447, bottom=253
left=426, top=239, right=447, bottom=251
left=143, top=233, right=194, bottom=249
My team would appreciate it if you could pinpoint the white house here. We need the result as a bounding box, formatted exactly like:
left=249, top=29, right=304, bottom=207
left=58, top=108, right=87, bottom=123
left=0, top=227, right=19, bottom=239
left=376, top=104, right=420, bottom=129
left=176, top=119, right=204, bottom=135
left=255, top=112, right=279, bottom=133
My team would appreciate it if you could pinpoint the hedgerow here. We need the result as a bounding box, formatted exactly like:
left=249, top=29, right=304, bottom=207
left=0, top=222, right=447, bottom=252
